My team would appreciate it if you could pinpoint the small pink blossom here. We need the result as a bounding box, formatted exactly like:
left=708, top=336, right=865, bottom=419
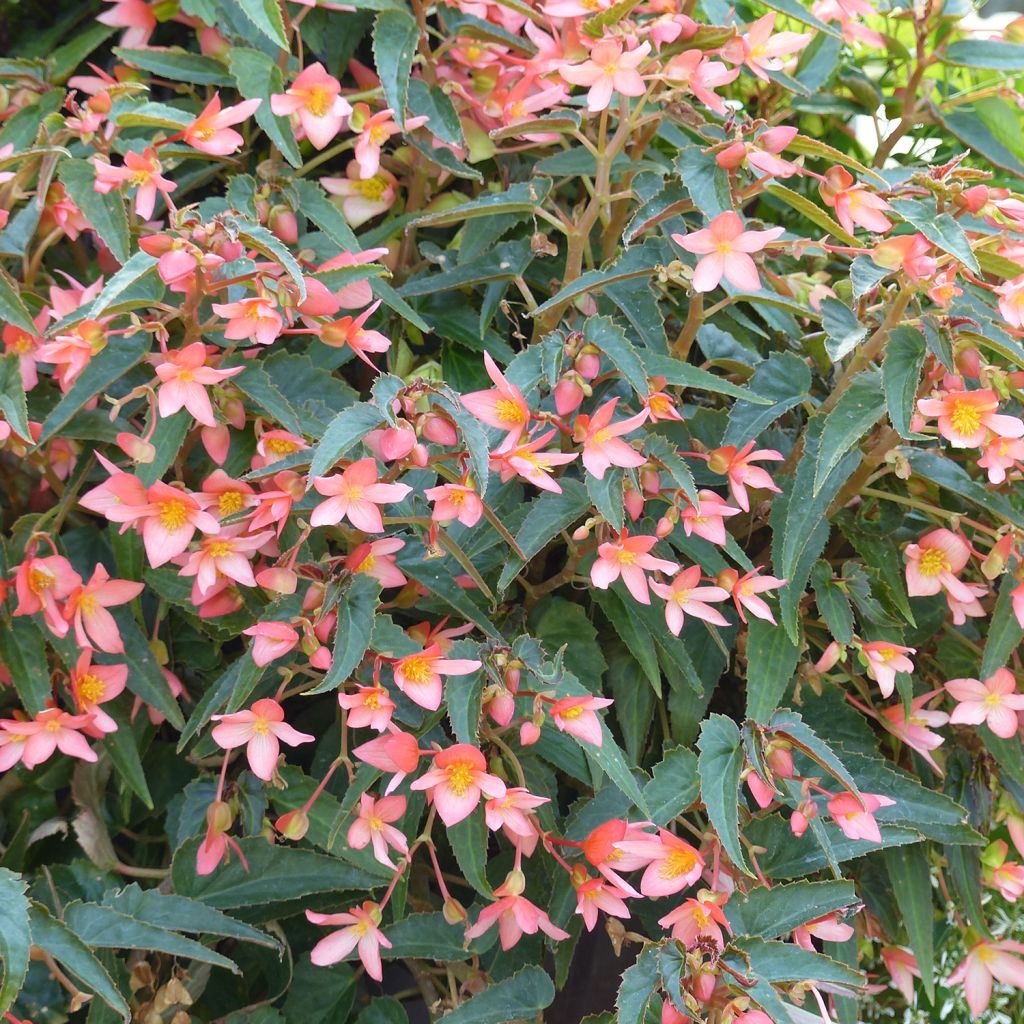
left=314, top=300, right=392, bottom=368
left=62, top=564, right=143, bottom=654
left=306, top=902, right=392, bottom=981
left=917, top=388, right=1024, bottom=449
left=211, top=698, right=314, bottom=781
left=491, top=430, right=577, bottom=492
left=424, top=482, right=484, bottom=528
left=881, top=946, right=921, bottom=1003
left=154, top=343, right=243, bottom=427
left=243, top=622, right=300, bottom=667
left=708, top=441, right=783, bottom=512
left=574, top=876, right=631, bottom=932
left=857, top=638, right=915, bottom=699
left=879, top=693, right=949, bottom=774
left=70, top=651, right=127, bottom=735
left=549, top=695, right=613, bottom=747
left=410, top=743, right=506, bottom=827
left=270, top=62, right=352, bottom=150
left=462, top=352, right=531, bottom=449
left=3, top=708, right=97, bottom=769
left=819, top=166, right=892, bottom=235
left=464, top=874, right=570, bottom=950
left=718, top=567, right=787, bottom=625
left=338, top=686, right=396, bottom=732
left=14, top=554, right=82, bottom=638
left=346, top=538, right=407, bottom=588
left=311, top=458, right=412, bottom=532
left=392, top=644, right=481, bottom=712
left=347, top=793, right=409, bottom=868
left=211, top=296, right=283, bottom=347
left=673, top=211, right=783, bottom=293
left=573, top=397, right=648, bottom=479
left=946, top=668, right=1024, bottom=739
left=657, top=891, right=730, bottom=948
left=904, top=528, right=974, bottom=602
left=679, top=489, right=740, bottom=546
left=720, top=13, right=812, bottom=80
left=590, top=531, right=678, bottom=604
left=93, top=147, right=176, bottom=220
left=352, top=729, right=423, bottom=793
left=559, top=40, right=651, bottom=113
left=183, top=95, right=262, bottom=156
left=615, top=829, right=704, bottom=898
left=948, top=939, right=1024, bottom=1018
left=827, top=791, right=896, bottom=843
left=650, top=566, right=729, bottom=635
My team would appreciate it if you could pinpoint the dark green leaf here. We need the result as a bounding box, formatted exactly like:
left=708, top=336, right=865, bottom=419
left=448, top=813, right=491, bottom=897
left=745, top=617, right=800, bottom=724
left=413, top=180, right=551, bottom=228
left=697, top=714, right=751, bottom=874
left=811, top=561, right=854, bottom=645
left=642, top=352, right=768, bottom=403
left=308, top=402, right=386, bottom=480
left=814, top=369, right=885, bottom=494
left=821, top=298, right=866, bottom=362
left=293, top=178, right=360, bottom=251
left=307, top=575, right=380, bottom=695
left=882, top=325, right=926, bottom=439
left=584, top=315, right=649, bottom=398
left=724, top=351, right=811, bottom=445
left=229, top=47, right=302, bottom=168
left=0, top=268, right=37, bottom=334
left=677, top=146, right=732, bottom=219
left=644, top=747, right=699, bottom=825
left=113, top=46, right=234, bottom=85
left=0, top=616, right=51, bottom=715
left=884, top=844, right=935, bottom=1001
left=373, top=10, right=420, bottom=130
left=616, top=946, right=660, bottom=1024
left=981, top=574, right=1024, bottom=677
left=890, top=198, right=979, bottom=274
left=942, top=39, right=1024, bottom=71
left=0, top=869, right=29, bottom=1015
left=439, top=966, right=555, bottom=1023
left=725, top=880, right=857, bottom=940
left=237, top=0, right=289, bottom=49
left=59, top=159, right=130, bottom=264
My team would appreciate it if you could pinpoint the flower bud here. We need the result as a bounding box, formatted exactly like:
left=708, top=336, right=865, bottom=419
left=504, top=666, right=520, bottom=692
left=716, top=141, right=747, bottom=170
left=555, top=375, right=585, bottom=416
left=422, top=412, right=459, bottom=446
left=501, top=869, right=527, bottom=896
left=789, top=810, right=809, bottom=838
left=116, top=431, right=156, bottom=464
left=982, top=533, right=1015, bottom=580
left=655, top=517, right=673, bottom=539
left=691, top=967, right=717, bottom=1003
left=256, top=567, right=298, bottom=595
left=268, top=206, right=298, bottom=245
left=575, top=346, right=600, bottom=380
left=520, top=721, right=541, bottom=746
left=207, top=800, right=234, bottom=834
left=443, top=897, right=468, bottom=925
left=572, top=525, right=591, bottom=542
left=813, top=639, right=842, bottom=673
left=275, top=808, right=309, bottom=841
left=765, top=742, right=794, bottom=779
left=716, top=568, right=739, bottom=591
left=624, top=485, right=644, bottom=522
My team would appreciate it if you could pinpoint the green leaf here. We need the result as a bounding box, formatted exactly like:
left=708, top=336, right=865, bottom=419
left=727, top=937, right=863, bottom=989
left=382, top=912, right=474, bottom=961
left=373, top=10, right=420, bottom=130
left=890, top=198, right=979, bottom=274
left=884, top=844, right=935, bottom=1001
left=287, top=961, right=357, bottom=1024
left=644, top=435, right=699, bottom=510
left=431, top=382, right=491, bottom=500
left=0, top=869, right=29, bottom=1015
left=229, top=47, right=302, bottom=168
left=587, top=468, right=625, bottom=531
left=27, top=905, right=129, bottom=1021
left=725, top=881, right=857, bottom=941
left=942, top=38, right=1024, bottom=71
left=697, top=714, right=751, bottom=874
left=400, top=239, right=531, bottom=296
left=644, top=747, right=699, bottom=825
left=981, top=573, right=1024, bottom=678
left=448, top=813, right=491, bottom=897
left=90, top=251, right=160, bottom=319
left=615, top=946, right=660, bottom=1024
left=811, top=561, right=854, bottom=645
left=446, top=642, right=485, bottom=743
left=114, top=610, right=186, bottom=729
left=113, top=46, right=234, bottom=84
left=938, top=105, right=1024, bottom=179
left=883, top=325, right=926, bottom=439
left=308, top=401, right=386, bottom=480
left=765, top=182, right=856, bottom=245
left=905, top=449, right=1024, bottom=529
left=641, top=352, right=769, bottom=403
left=745, top=617, right=801, bottom=724
left=592, top=589, right=661, bottom=693
left=788, top=134, right=887, bottom=185
left=821, top=297, right=866, bottom=362
left=439, top=966, right=555, bottom=1023
left=413, top=180, right=552, bottom=228
left=293, top=178, right=360, bottom=251
left=724, top=351, right=811, bottom=446
left=59, top=159, right=130, bottom=264
left=0, top=267, right=37, bottom=334
left=172, top=838, right=381, bottom=912
left=355, top=997, right=407, bottom=1024
left=814, top=369, right=885, bottom=494
left=760, top=0, right=839, bottom=35
left=115, top=100, right=195, bottom=131
left=100, top=705, right=153, bottom=808
left=237, top=0, right=289, bottom=49
left=306, top=576, right=380, bottom=695
left=768, top=711, right=861, bottom=797
left=407, top=78, right=464, bottom=148
left=0, top=615, right=50, bottom=715
left=677, top=146, right=732, bottom=219
left=584, top=315, right=649, bottom=398
left=850, top=254, right=890, bottom=300
left=231, top=361, right=306, bottom=437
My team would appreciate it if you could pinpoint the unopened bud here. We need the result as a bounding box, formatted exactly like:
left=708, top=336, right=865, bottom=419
left=765, top=742, right=794, bottom=779
left=572, top=525, right=591, bottom=542
left=501, top=869, right=527, bottom=896
left=208, top=800, right=234, bottom=834
left=275, top=808, right=309, bottom=841
left=982, top=533, right=1015, bottom=580
left=716, top=568, right=740, bottom=591
left=116, top=431, right=156, bottom=464
left=790, top=810, right=809, bottom=838
left=656, top=516, right=673, bottom=539
left=706, top=447, right=732, bottom=475
left=443, top=897, right=468, bottom=925
left=268, top=205, right=298, bottom=245
left=256, top=566, right=298, bottom=595
left=520, top=721, right=541, bottom=746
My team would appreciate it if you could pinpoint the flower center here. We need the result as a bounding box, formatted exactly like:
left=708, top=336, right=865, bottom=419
left=356, top=177, right=387, bottom=200
left=207, top=540, right=234, bottom=558
left=692, top=906, right=710, bottom=928
left=219, top=491, right=245, bottom=516
left=364, top=689, right=382, bottom=710
left=265, top=438, right=298, bottom=455
left=78, top=594, right=99, bottom=615
left=158, top=499, right=189, bottom=532
left=78, top=673, right=106, bottom=704
left=659, top=848, right=697, bottom=880
left=369, top=124, right=390, bottom=146
left=949, top=398, right=983, bottom=438
left=449, top=489, right=466, bottom=506
left=560, top=704, right=585, bottom=720
left=252, top=718, right=270, bottom=735
left=917, top=548, right=950, bottom=577
left=28, top=567, right=55, bottom=594
left=356, top=553, right=377, bottom=573
left=496, top=398, right=526, bottom=425
left=305, top=85, right=333, bottom=118
left=401, top=656, right=433, bottom=685
left=446, top=760, right=475, bottom=797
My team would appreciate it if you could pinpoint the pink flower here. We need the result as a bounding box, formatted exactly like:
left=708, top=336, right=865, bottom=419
left=347, top=793, right=408, bottom=868
left=873, top=233, right=936, bottom=282
left=62, top=564, right=142, bottom=654
left=663, top=51, right=739, bottom=115
left=462, top=352, right=531, bottom=449
left=4, top=709, right=97, bottom=769
left=211, top=698, right=314, bottom=781
left=574, top=876, right=631, bottom=932
left=242, top=621, right=300, bottom=667
left=857, top=639, right=915, bottom=699
left=484, top=788, right=548, bottom=850
left=491, top=430, right=578, bottom=492
left=424, top=482, right=484, bottom=528
left=985, top=840, right=1024, bottom=901
left=96, top=0, right=155, bottom=47
left=270, top=62, right=352, bottom=150
left=464, top=874, right=570, bottom=950
left=135, top=482, right=221, bottom=568
left=904, top=528, right=974, bottom=602
left=582, top=819, right=649, bottom=897
left=591, top=531, right=678, bottom=604
left=154, top=343, right=244, bottom=427
left=672, top=211, right=783, bottom=293
left=717, top=126, right=800, bottom=180
left=996, top=273, right=1024, bottom=328
left=195, top=800, right=247, bottom=877
left=881, top=946, right=921, bottom=1003
left=879, top=693, right=949, bottom=774
left=314, top=300, right=392, bottom=368
left=720, top=13, right=812, bottom=80
left=819, top=166, right=892, bottom=235
left=917, top=388, right=1024, bottom=449
left=827, top=791, right=896, bottom=843
left=614, top=829, right=704, bottom=898
left=352, top=105, right=428, bottom=179
left=183, top=95, right=262, bottom=156
left=93, top=147, right=176, bottom=220
left=322, top=163, right=398, bottom=227
left=978, top=435, right=1024, bottom=484
left=680, top=489, right=740, bottom=546
left=718, top=567, right=787, bottom=624
left=549, top=695, right=613, bottom=747
left=352, top=729, right=423, bottom=793
left=946, top=668, right=1024, bottom=739
left=559, top=40, right=651, bottom=113
left=708, top=441, right=783, bottom=512
left=338, top=686, right=396, bottom=732
left=211, top=296, right=283, bottom=347
left=793, top=911, right=854, bottom=949
left=392, top=644, right=481, bottom=711
left=70, top=651, right=127, bottom=735
left=410, top=743, right=506, bottom=827
left=179, top=527, right=274, bottom=597
left=657, top=891, right=730, bottom=948
left=13, top=554, right=82, bottom=638
left=311, top=458, right=412, bottom=532
left=650, top=566, right=729, bottom=635
left=948, top=940, right=1024, bottom=1018
left=306, top=902, right=392, bottom=981
left=573, top=398, right=648, bottom=479
left=346, top=538, right=407, bottom=588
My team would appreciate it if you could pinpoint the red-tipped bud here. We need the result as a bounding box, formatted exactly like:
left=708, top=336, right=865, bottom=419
left=116, top=431, right=156, bottom=464
left=765, top=742, right=794, bottom=779
left=443, top=897, right=468, bottom=925
left=275, top=808, right=310, bottom=841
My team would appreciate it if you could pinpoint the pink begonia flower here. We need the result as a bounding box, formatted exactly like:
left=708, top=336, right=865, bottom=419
left=549, top=695, right=613, bottom=747
left=985, top=840, right=1024, bottom=901
left=410, top=743, right=506, bottom=827
left=615, top=829, right=704, bottom=898
left=827, top=791, right=896, bottom=843
left=928, top=265, right=962, bottom=308
left=315, top=248, right=390, bottom=310
left=424, top=482, right=484, bottom=528
left=211, top=296, right=283, bottom=347
left=63, top=564, right=143, bottom=654
left=719, top=567, right=787, bottom=625
left=720, top=13, right=812, bottom=80
left=582, top=819, right=649, bottom=897
left=879, top=693, right=949, bottom=774
left=179, top=527, right=274, bottom=597
left=462, top=352, right=531, bottom=450
left=559, top=40, right=651, bottom=113
left=717, top=126, right=800, bottom=179
left=338, top=686, right=396, bottom=732
left=352, top=105, right=428, bottom=179
left=657, top=892, right=730, bottom=949
left=353, top=729, right=423, bottom=794
left=995, top=273, right=1024, bottom=328
left=978, top=435, right=1024, bottom=484
left=1012, top=580, right=1024, bottom=629
left=70, top=651, right=127, bottom=735
left=873, top=233, right=936, bottom=282
left=644, top=378, right=684, bottom=423
left=4, top=709, right=97, bottom=769
left=574, top=876, right=631, bottom=932
left=490, top=430, right=578, bottom=492
left=154, top=343, right=244, bottom=427
left=392, top=644, right=482, bottom=712
left=793, top=911, right=854, bottom=950
left=211, top=698, right=314, bottom=781
left=195, top=800, right=247, bottom=876
left=946, top=668, right=1024, bottom=739
left=904, top=528, right=974, bottom=602
left=573, top=397, right=648, bottom=479
left=856, top=638, right=915, bottom=699
left=819, top=166, right=892, bottom=235
left=663, top=51, right=739, bottom=115
left=322, top=163, right=399, bottom=227
left=650, top=565, right=730, bottom=636
left=314, top=300, right=392, bottom=368
left=917, top=388, right=1024, bottom=449
left=270, top=62, right=352, bottom=150
left=464, top=875, right=571, bottom=950
left=96, top=0, right=155, bottom=47
left=946, top=580, right=988, bottom=626
left=183, top=95, right=262, bottom=156
left=93, top=147, right=176, bottom=220
left=812, top=0, right=885, bottom=48
left=14, top=554, right=82, bottom=638
left=731, top=1011, right=773, bottom=1024
left=680, top=489, right=740, bottom=546
left=346, top=538, right=407, bottom=588
left=242, top=622, right=300, bottom=667
left=306, top=903, right=392, bottom=981
left=484, top=788, right=549, bottom=849
left=364, top=423, right=417, bottom=463
left=311, top=458, right=412, bottom=532
left=253, top=431, right=310, bottom=470
left=881, top=946, right=921, bottom=1003
left=591, top=531, right=678, bottom=604
left=347, top=793, right=409, bottom=868
left=708, top=441, right=784, bottom=512
left=673, top=211, right=784, bottom=293
left=113, top=481, right=220, bottom=569
left=3, top=309, right=48, bottom=390
left=948, top=940, right=1024, bottom=1018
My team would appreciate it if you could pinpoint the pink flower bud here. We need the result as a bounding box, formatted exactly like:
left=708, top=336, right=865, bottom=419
left=575, top=347, right=600, bottom=380
left=116, top=431, right=156, bottom=464
left=201, top=423, right=230, bottom=465
left=520, top=721, right=541, bottom=746
left=256, top=567, right=298, bottom=595
left=716, top=140, right=747, bottom=170
left=655, top=516, right=673, bottom=539
left=746, top=770, right=776, bottom=809
left=572, top=525, right=591, bottom=541
left=790, top=810, right=809, bottom=837
left=268, top=206, right=298, bottom=245
left=443, top=897, right=468, bottom=924
left=422, top=412, right=459, bottom=446
left=276, top=808, right=309, bottom=840
left=624, top=486, right=645, bottom=522
left=692, top=968, right=716, bottom=1003
left=309, top=646, right=332, bottom=671
left=814, top=640, right=842, bottom=673
left=410, top=442, right=430, bottom=468
left=766, top=743, right=794, bottom=779
left=555, top=375, right=585, bottom=416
